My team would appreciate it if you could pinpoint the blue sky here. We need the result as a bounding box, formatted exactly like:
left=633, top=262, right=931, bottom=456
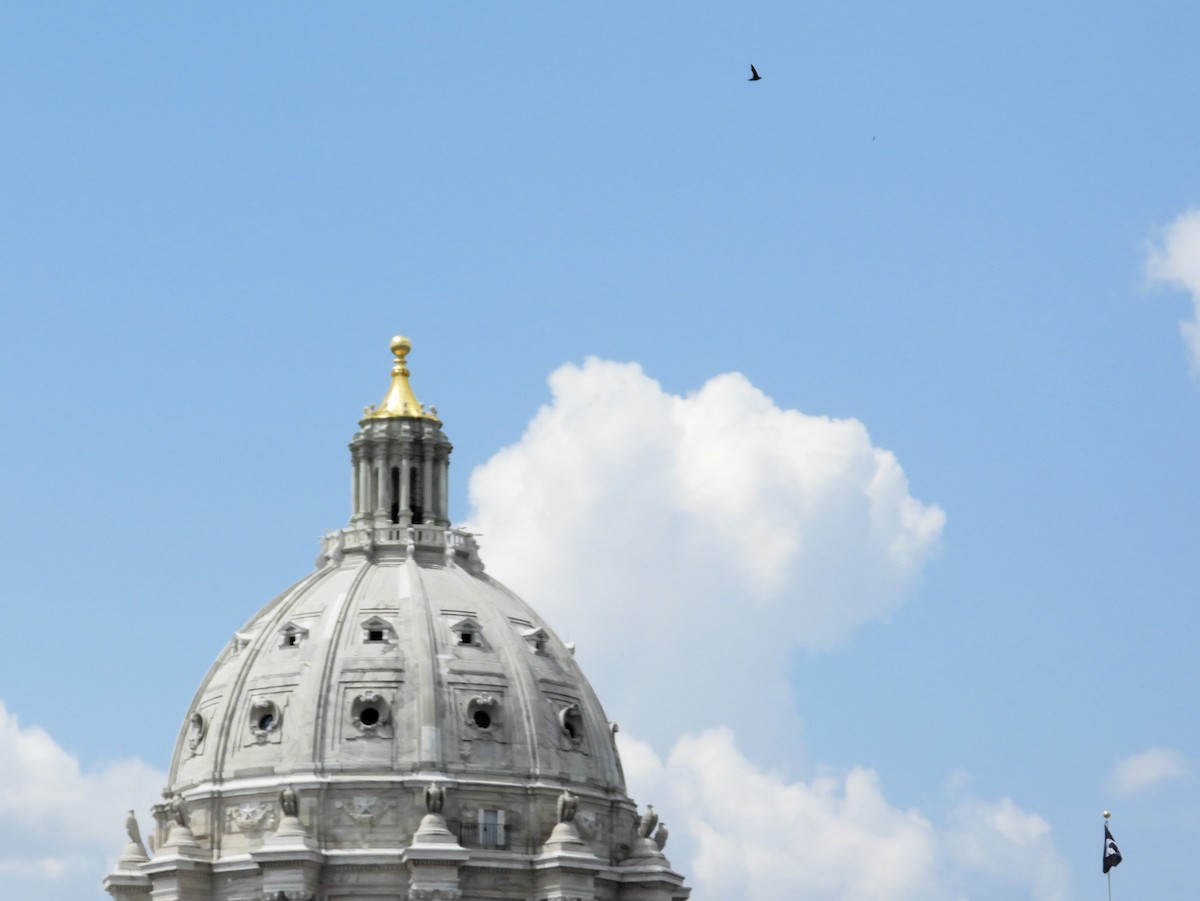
left=1, top=3, right=1198, bottom=898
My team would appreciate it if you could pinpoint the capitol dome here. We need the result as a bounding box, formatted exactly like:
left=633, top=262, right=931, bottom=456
left=104, top=337, right=689, bottom=901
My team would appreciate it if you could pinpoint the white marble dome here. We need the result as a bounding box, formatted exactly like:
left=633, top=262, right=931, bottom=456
left=105, top=336, right=688, bottom=901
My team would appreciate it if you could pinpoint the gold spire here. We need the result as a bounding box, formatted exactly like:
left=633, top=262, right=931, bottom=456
left=365, top=335, right=439, bottom=421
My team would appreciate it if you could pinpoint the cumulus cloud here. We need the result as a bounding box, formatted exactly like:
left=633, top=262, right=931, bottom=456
left=618, top=728, right=1069, bottom=901
left=1110, top=746, right=1191, bottom=796
left=943, top=794, right=1070, bottom=901
left=1146, top=209, right=1200, bottom=371
left=465, top=358, right=1071, bottom=898
left=467, top=359, right=944, bottom=748
left=0, top=701, right=164, bottom=901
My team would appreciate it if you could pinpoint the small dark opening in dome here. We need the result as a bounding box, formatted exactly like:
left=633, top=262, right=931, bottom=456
left=390, top=467, right=401, bottom=524
left=368, top=629, right=384, bottom=642
left=564, top=721, right=576, bottom=739
left=258, top=713, right=274, bottom=731
left=410, top=469, right=424, bottom=524
left=359, top=707, right=380, bottom=727
left=459, top=632, right=474, bottom=646
left=473, top=710, right=491, bottom=729
left=284, top=634, right=297, bottom=647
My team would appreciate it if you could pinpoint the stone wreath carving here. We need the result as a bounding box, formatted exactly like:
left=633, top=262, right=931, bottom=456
left=227, top=801, right=277, bottom=835
left=335, top=795, right=385, bottom=830
left=407, top=890, right=462, bottom=901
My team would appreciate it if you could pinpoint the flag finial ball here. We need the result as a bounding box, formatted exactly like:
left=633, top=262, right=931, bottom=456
left=1103, top=810, right=1111, bottom=819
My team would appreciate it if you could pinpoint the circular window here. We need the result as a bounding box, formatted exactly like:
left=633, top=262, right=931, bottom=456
left=473, top=709, right=492, bottom=729
left=350, top=691, right=389, bottom=734
left=186, top=712, right=206, bottom=751
left=249, top=697, right=282, bottom=742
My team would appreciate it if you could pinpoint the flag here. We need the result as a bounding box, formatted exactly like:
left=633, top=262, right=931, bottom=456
left=1103, top=824, right=1122, bottom=874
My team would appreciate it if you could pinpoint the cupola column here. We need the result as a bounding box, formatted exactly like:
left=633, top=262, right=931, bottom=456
left=374, top=457, right=388, bottom=527
left=436, top=451, right=450, bottom=526
left=399, top=450, right=413, bottom=526
left=356, top=450, right=371, bottom=523
left=422, top=445, right=435, bottom=526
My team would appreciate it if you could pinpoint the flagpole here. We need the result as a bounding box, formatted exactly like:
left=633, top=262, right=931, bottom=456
left=1104, top=810, right=1113, bottom=901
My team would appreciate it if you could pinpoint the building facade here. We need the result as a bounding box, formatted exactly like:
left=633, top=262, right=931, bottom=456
left=104, top=336, right=689, bottom=901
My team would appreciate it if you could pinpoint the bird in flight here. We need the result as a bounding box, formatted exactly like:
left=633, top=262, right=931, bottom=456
left=748, top=64, right=761, bottom=81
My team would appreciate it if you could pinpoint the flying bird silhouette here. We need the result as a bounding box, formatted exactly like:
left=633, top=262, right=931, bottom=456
left=748, top=64, right=761, bottom=81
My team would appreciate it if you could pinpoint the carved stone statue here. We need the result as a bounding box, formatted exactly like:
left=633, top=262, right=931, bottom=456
left=280, top=785, right=298, bottom=818
left=424, top=783, right=445, bottom=814
left=123, top=809, right=149, bottom=860
left=168, top=794, right=188, bottom=828
left=637, top=804, right=657, bottom=839
left=556, top=789, right=577, bottom=824
left=653, top=822, right=669, bottom=850
left=126, top=809, right=143, bottom=846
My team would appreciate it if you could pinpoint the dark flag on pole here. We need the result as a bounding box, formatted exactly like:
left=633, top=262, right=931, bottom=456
left=1103, top=824, right=1122, bottom=873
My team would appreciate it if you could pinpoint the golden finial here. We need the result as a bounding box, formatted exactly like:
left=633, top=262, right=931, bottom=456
left=390, top=335, right=412, bottom=375
left=365, top=334, right=440, bottom=421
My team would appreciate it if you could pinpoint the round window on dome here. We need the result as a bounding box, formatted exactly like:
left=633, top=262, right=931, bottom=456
left=186, top=712, right=206, bottom=753
left=350, top=691, right=390, bottom=736
left=558, top=704, right=584, bottom=745
left=467, top=694, right=500, bottom=733
left=248, top=698, right=282, bottom=743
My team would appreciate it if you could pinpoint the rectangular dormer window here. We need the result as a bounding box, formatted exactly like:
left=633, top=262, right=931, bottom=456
left=360, top=616, right=395, bottom=645
left=278, top=621, right=309, bottom=648
left=449, top=616, right=483, bottom=650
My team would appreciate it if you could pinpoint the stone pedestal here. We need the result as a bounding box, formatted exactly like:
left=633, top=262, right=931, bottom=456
left=141, top=824, right=211, bottom=901
left=400, top=813, right=469, bottom=901
left=251, top=814, right=323, bottom=900
left=103, top=839, right=152, bottom=901
left=533, top=821, right=605, bottom=901
left=617, top=838, right=690, bottom=901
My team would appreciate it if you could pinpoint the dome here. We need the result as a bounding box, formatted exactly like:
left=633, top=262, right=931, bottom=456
left=106, top=336, right=688, bottom=901
left=169, top=541, right=625, bottom=795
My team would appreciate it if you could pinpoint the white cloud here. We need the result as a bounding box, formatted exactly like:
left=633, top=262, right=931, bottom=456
left=1110, top=746, right=1191, bottom=796
left=466, top=358, right=1071, bottom=899
left=944, top=795, right=1070, bottom=901
left=618, top=728, right=1070, bottom=901
left=467, top=359, right=945, bottom=749
left=0, top=700, right=164, bottom=901
left=1147, top=209, right=1200, bottom=371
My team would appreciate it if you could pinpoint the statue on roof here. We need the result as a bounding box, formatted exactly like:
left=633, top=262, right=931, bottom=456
left=556, top=789, right=578, bottom=824
left=637, top=804, right=658, bottom=838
